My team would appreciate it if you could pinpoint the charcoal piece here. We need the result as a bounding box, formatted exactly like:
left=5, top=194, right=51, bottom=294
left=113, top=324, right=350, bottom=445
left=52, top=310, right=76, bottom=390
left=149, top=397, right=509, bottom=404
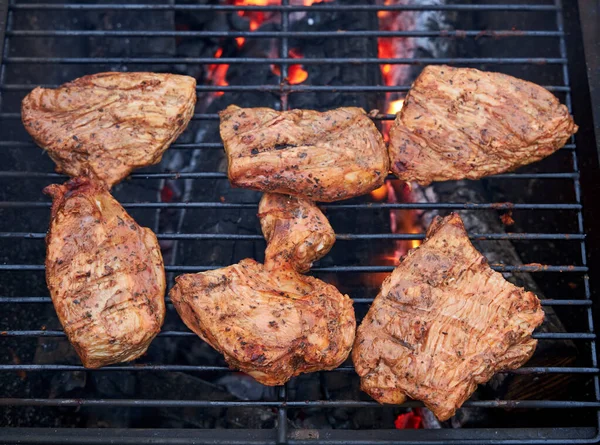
left=136, top=372, right=232, bottom=428
left=289, top=0, right=382, bottom=111
left=217, top=374, right=278, bottom=401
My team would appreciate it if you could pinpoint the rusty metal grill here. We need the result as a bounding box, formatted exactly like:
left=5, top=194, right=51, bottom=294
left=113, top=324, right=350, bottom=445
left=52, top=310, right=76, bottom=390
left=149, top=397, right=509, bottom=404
left=0, top=1, right=599, bottom=444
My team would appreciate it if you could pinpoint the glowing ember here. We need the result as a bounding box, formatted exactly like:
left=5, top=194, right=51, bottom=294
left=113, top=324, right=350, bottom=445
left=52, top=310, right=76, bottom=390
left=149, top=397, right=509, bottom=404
left=395, top=411, right=423, bottom=429
left=206, top=48, right=229, bottom=96
left=233, top=0, right=276, bottom=33
left=370, top=184, right=388, bottom=201
left=388, top=99, right=404, bottom=115
left=235, top=37, right=245, bottom=48
left=372, top=3, right=424, bottom=264
left=271, top=49, right=309, bottom=85
left=383, top=179, right=423, bottom=264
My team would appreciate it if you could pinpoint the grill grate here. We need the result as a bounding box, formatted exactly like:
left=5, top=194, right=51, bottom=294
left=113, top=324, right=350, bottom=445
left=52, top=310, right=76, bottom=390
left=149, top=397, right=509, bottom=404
left=0, top=0, right=599, bottom=444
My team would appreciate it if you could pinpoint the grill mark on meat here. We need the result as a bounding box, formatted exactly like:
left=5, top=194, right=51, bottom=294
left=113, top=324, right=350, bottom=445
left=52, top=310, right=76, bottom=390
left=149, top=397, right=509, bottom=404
left=170, top=259, right=355, bottom=386
left=219, top=105, right=388, bottom=202
left=22, top=72, right=196, bottom=188
left=353, top=213, right=544, bottom=421
left=44, top=177, right=166, bottom=368
left=388, top=65, right=577, bottom=185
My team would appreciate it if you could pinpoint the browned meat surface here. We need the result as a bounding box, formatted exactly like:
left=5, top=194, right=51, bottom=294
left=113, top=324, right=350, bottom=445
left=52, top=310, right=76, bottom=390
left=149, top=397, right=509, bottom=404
left=219, top=105, right=388, bottom=202
left=45, top=177, right=166, bottom=368
left=352, top=213, right=544, bottom=421
left=389, top=65, right=577, bottom=185
left=258, top=193, right=335, bottom=273
left=170, top=258, right=355, bottom=385
left=22, top=72, right=196, bottom=188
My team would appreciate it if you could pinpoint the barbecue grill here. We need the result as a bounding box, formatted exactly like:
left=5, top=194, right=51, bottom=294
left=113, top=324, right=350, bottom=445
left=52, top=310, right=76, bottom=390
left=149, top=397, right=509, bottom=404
left=1, top=0, right=599, bottom=443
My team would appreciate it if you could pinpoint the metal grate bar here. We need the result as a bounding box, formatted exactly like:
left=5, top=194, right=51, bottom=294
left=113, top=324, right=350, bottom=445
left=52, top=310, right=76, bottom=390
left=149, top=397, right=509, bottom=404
left=0, top=141, right=579, bottom=150
left=2, top=56, right=569, bottom=65
left=0, top=364, right=595, bottom=375
left=0, top=398, right=597, bottom=409
left=0, top=330, right=593, bottom=340
left=276, top=4, right=290, bottom=439
left=0, top=171, right=581, bottom=180
left=0, top=84, right=572, bottom=92
left=0, top=298, right=591, bottom=307
left=0, top=264, right=588, bottom=273
left=0, top=232, right=585, bottom=241
left=0, top=202, right=583, bottom=210
left=8, top=4, right=562, bottom=12
left=0, top=111, right=577, bottom=121
left=5, top=30, right=566, bottom=38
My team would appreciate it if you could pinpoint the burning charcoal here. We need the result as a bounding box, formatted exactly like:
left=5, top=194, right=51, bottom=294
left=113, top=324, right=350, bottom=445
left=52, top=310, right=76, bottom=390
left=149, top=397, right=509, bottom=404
left=415, top=408, right=442, bottom=429
left=289, top=1, right=382, bottom=110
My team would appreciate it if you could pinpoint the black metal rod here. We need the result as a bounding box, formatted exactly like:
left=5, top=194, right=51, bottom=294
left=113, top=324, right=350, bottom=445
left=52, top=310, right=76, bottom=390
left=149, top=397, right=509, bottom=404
left=0, top=364, right=595, bottom=374
left=0, top=140, right=578, bottom=151
left=0, top=398, right=596, bottom=409
left=1, top=330, right=593, bottom=340
left=8, top=4, right=562, bottom=11
left=0, top=264, right=588, bottom=273
left=5, top=30, right=565, bottom=38
left=0, top=84, right=571, bottom=93
left=0, top=232, right=585, bottom=241
left=0, top=297, right=590, bottom=307
left=0, top=112, right=577, bottom=123
left=0, top=202, right=583, bottom=210
left=3, top=57, right=568, bottom=65
left=0, top=171, right=580, bottom=180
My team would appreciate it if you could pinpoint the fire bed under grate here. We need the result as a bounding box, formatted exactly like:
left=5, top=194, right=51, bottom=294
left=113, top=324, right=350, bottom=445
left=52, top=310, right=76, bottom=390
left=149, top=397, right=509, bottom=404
left=0, top=0, right=600, bottom=444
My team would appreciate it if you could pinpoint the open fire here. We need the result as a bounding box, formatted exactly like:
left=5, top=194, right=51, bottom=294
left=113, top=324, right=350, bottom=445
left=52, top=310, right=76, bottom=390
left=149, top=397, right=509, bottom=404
left=371, top=2, right=425, bottom=262
left=206, top=0, right=318, bottom=94
left=210, top=0, right=423, bottom=264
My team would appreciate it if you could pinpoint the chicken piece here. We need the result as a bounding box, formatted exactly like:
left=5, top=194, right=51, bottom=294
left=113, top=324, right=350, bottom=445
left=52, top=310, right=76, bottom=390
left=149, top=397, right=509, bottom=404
left=170, top=259, right=355, bottom=385
left=219, top=105, right=389, bottom=202
left=258, top=193, right=335, bottom=273
left=352, top=213, right=544, bottom=421
left=389, top=65, right=577, bottom=185
left=44, top=177, right=166, bottom=368
left=22, top=72, right=196, bottom=188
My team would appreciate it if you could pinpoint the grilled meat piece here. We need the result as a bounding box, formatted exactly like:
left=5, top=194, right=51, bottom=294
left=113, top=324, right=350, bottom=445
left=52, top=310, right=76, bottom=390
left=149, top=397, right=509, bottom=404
left=22, top=72, right=196, bottom=188
left=389, top=65, right=577, bottom=185
left=170, top=259, right=355, bottom=385
left=219, top=105, right=389, bottom=202
left=258, top=193, right=335, bottom=273
left=44, top=177, right=166, bottom=368
left=352, top=213, right=544, bottom=421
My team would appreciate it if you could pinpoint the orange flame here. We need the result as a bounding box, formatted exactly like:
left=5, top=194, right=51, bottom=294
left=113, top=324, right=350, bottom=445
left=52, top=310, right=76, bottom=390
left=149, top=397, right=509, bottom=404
left=271, top=48, right=309, bottom=85
left=370, top=184, right=388, bottom=201
left=206, top=47, right=229, bottom=96
left=233, top=0, right=275, bottom=33
left=384, top=180, right=423, bottom=263
left=388, top=99, right=404, bottom=115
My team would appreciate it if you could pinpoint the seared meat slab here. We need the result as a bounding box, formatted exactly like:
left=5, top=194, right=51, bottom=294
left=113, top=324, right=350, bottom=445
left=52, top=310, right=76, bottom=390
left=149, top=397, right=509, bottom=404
left=45, top=177, right=166, bottom=368
left=389, top=65, right=577, bottom=185
left=170, top=259, right=355, bottom=386
left=352, top=213, right=544, bottom=420
left=219, top=105, right=389, bottom=202
left=259, top=193, right=335, bottom=273
left=22, top=72, right=196, bottom=188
